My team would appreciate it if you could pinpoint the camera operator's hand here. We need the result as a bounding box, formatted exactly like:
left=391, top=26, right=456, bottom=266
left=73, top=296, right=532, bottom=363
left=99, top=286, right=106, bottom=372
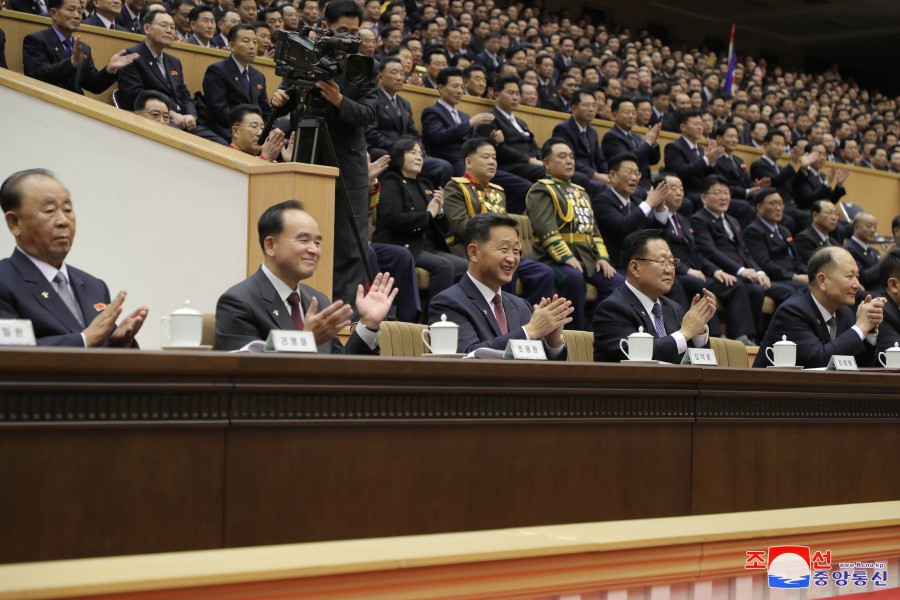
left=271, top=89, right=290, bottom=108
left=316, top=80, right=343, bottom=110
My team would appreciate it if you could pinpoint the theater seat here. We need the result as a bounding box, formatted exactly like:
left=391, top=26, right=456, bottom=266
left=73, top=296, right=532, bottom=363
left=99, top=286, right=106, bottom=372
left=710, top=337, right=750, bottom=368
left=379, top=321, right=428, bottom=357
left=562, top=329, right=594, bottom=362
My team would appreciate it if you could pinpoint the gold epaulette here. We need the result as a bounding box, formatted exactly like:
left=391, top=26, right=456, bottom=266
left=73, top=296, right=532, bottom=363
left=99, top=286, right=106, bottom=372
left=570, top=182, right=586, bottom=192
left=539, top=231, right=574, bottom=263
left=450, top=177, right=469, bottom=184
left=488, top=182, right=505, bottom=191
left=537, top=178, right=554, bottom=185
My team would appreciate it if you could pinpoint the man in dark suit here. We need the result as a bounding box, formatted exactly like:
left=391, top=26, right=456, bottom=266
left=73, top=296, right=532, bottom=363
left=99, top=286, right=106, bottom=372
left=749, top=130, right=807, bottom=233
left=876, top=249, right=900, bottom=354
left=271, top=0, right=378, bottom=308
left=600, top=98, right=662, bottom=200
left=843, top=212, right=881, bottom=291
left=23, top=0, right=138, bottom=95
left=430, top=213, right=572, bottom=355
left=742, top=188, right=808, bottom=293
left=551, top=89, right=609, bottom=201
left=541, top=73, right=576, bottom=113
left=663, top=109, right=724, bottom=212
left=791, top=143, right=848, bottom=211
left=691, top=175, right=797, bottom=308
left=117, top=10, right=198, bottom=132
left=215, top=200, right=396, bottom=353
left=593, top=153, right=662, bottom=270
left=710, top=123, right=762, bottom=229
left=534, top=53, right=557, bottom=105
left=753, top=247, right=884, bottom=368
left=365, top=58, right=452, bottom=188
left=81, top=0, right=128, bottom=30
left=593, top=229, right=716, bottom=363
left=10, top=0, right=47, bottom=15
left=200, top=24, right=269, bottom=143
left=184, top=5, right=224, bottom=48
left=654, top=173, right=763, bottom=345
left=552, top=36, right=575, bottom=75
left=0, top=169, right=148, bottom=347
left=794, top=200, right=842, bottom=265
left=473, top=32, right=502, bottom=78
left=115, top=0, right=143, bottom=33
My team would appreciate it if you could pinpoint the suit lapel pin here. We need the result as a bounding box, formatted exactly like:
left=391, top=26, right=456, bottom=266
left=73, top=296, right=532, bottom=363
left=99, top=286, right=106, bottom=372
left=482, top=309, right=488, bottom=316
left=273, top=309, right=280, bottom=316
left=234, top=76, right=239, bottom=81
left=41, top=291, right=49, bottom=299
left=93, top=303, right=107, bottom=311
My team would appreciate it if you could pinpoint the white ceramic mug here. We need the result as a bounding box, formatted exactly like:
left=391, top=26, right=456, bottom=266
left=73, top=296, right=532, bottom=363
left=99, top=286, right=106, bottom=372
left=878, top=342, right=900, bottom=368
left=160, top=301, right=203, bottom=347
left=765, top=335, right=797, bottom=367
left=619, top=327, right=654, bottom=361
left=421, top=314, right=459, bottom=354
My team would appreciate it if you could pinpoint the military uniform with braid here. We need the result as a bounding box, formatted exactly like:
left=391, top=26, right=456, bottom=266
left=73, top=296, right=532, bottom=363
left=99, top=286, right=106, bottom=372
left=526, top=176, right=625, bottom=330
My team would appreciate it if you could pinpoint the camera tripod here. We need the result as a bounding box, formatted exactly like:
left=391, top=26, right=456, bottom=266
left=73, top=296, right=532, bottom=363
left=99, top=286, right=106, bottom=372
left=259, top=82, right=374, bottom=285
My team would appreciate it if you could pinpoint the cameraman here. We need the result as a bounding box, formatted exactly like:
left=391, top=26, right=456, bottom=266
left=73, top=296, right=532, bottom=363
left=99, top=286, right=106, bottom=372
left=271, top=0, right=378, bottom=310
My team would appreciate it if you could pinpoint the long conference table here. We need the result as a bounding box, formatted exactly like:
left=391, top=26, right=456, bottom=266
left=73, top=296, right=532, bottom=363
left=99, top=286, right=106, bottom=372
left=0, top=348, right=898, bottom=565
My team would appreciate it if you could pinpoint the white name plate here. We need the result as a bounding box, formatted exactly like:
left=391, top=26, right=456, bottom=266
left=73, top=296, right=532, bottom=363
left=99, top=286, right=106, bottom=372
left=0, top=319, right=37, bottom=346
left=827, top=355, right=858, bottom=371
left=682, top=347, right=718, bottom=366
left=503, top=339, right=547, bottom=360
left=264, top=330, right=318, bottom=353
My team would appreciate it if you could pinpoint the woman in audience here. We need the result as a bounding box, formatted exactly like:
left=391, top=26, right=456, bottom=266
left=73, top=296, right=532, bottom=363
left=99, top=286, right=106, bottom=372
left=373, top=136, right=467, bottom=302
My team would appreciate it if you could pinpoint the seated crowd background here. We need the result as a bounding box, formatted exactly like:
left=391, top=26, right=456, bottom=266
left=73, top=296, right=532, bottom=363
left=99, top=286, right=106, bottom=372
left=2, top=0, right=900, bottom=363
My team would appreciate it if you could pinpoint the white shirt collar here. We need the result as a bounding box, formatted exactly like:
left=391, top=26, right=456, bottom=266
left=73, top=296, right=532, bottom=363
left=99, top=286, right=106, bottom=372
left=850, top=236, right=869, bottom=250
left=437, top=99, right=458, bottom=114
left=762, top=155, right=777, bottom=166
left=17, top=247, right=71, bottom=285
left=812, top=225, right=830, bottom=241
left=379, top=87, right=397, bottom=102
left=467, top=272, right=500, bottom=305
left=232, top=56, right=249, bottom=73
left=810, top=293, right=835, bottom=323
left=625, top=280, right=660, bottom=317
left=681, top=136, right=697, bottom=151
left=495, top=107, right=516, bottom=122
left=261, top=264, right=303, bottom=310
left=610, top=187, right=631, bottom=207
left=95, top=13, right=113, bottom=27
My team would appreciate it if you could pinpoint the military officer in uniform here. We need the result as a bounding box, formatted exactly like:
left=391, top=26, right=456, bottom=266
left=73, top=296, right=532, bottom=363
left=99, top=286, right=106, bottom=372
left=444, top=138, right=555, bottom=305
left=527, top=138, right=625, bottom=330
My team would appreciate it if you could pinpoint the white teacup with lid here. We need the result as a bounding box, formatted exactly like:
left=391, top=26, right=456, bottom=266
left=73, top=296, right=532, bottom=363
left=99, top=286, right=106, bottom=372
left=765, top=335, right=797, bottom=367
left=878, top=342, right=900, bottom=368
left=620, top=326, right=654, bottom=361
left=422, top=314, right=459, bottom=354
left=160, top=300, right=203, bottom=347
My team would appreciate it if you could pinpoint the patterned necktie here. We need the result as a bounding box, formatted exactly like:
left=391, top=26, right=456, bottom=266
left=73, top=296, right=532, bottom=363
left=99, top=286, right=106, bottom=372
left=651, top=303, right=666, bottom=338
left=286, top=292, right=305, bottom=330
left=491, top=294, right=508, bottom=335
left=826, top=316, right=837, bottom=341
left=53, top=272, right=85, bottom=328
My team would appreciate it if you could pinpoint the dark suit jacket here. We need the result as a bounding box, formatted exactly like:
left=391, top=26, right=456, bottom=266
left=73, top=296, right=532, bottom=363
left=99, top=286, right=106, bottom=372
left=593, top=188, right=654, bottom=269
left=476, top=107, right=540, bottom=168
left=116, top=8, right=142, bottom=33
left=0, top=250, right=112, bottom=347
left=185, top=33, right=226, bottom=48
left=23, top=27, right=117, bottom=94
left=474, top=49, right=502, bottom=76
left=691, top=208, right=759, bottom=276
left=743, top=219, right=805, bottom=281
left=791, top=169, right=846, bottom=210
left=9, top=0, right=44, bottom=14
left=600, top=125, right=660, bottom=193
left=372, top=171, right=450, bottom=259
left=876, top=295, right=900, bottom=355
left=429, top=275, right=566, bottom=356
left=117, top=42, right=196, bottom=115
left=749, top=157, right=797, bottom=204
left=661, top=212, right=720, bottom=277
left=664, top=137, right=712, bottom=194
left=843, top=239, right=880, bottom=290
left=421, top=102, right=473, bottom=174
left=593, top=284, right=696, bottom=364
left=794, top=226, right=839, bottom=266
left=753, top=288, right=871, bottom=368
left=0, top=27, right=6, bottom=70
left=541, top=95, right=571, bottom=113
left=552, top=52, right=572, bottom=75
left=82, top=15, right=129, bottom=31
left=364, top=88, right=420, bottom=151
left=552, top=117, right=607, bottom=181
left=200, top=57, right=271, bottom=141
left=214, top=267, right=374, bottom=354
left=713, top=154, right=753, bottom=199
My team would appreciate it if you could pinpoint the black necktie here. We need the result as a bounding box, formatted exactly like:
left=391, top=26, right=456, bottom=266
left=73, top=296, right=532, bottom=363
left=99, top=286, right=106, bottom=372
left=243, top=69, right=251, bottom=98
left=671, top=216, right=683, bottom=238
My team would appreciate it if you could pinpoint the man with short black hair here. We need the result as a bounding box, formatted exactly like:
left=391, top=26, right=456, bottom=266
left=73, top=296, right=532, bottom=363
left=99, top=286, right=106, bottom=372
left=429, top=213, right=573, bottom=355
left=228, top=104, right=289, bottom=162
left=185, top=4, right=222, bottom=47
left=743, top=188, right=808, bottom=289
left=23, top=0, right=138, bottom=94
left=133, top=89, right=171, bottom=125
left=844, top=212, right=881, bottom=291
left=474, top=32, right=502, bottom=77
left=601, top=97, right=662, bottom=199
left=169, top=0, right=193, bottom=42
left=794, top=200, right=842, bottom=265
left=551, top=89, right=609, bottom=199
left=663, top=109, right=724, bottom=210
left=593, top=229, right=715, bottom=363
left=82, top=0, right=128, bottom=30
left=215, top=201, right=397, bottom=353
left=753, top=247, right=884, bottom=368
left=422, top=46, right=449, bottom=88
left=0, top=169, right=148, bottom=347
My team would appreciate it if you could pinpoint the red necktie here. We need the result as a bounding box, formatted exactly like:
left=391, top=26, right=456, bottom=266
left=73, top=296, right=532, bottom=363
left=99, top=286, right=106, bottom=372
left=287, top=292, right=305, bottom=330
left=491, top=294, right=508, bottom=335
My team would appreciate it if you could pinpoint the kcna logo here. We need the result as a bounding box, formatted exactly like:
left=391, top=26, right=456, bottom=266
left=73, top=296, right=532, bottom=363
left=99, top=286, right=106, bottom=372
left=745, top=546, right=826, bottom=589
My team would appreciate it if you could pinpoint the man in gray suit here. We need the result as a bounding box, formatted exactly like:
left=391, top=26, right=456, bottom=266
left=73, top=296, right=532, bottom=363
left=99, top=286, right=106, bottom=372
left=215, top=200, right=397, bottom=353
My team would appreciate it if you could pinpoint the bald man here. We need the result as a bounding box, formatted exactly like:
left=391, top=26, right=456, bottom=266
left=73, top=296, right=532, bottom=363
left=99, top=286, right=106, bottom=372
left=753, top=246, right=884, bottom=368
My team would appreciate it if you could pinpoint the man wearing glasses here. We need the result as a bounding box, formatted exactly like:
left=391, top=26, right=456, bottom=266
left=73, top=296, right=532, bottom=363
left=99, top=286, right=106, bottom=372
left=116, top=11, right=197, bottom=132
left=593, top=229, right=716, bottom=363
